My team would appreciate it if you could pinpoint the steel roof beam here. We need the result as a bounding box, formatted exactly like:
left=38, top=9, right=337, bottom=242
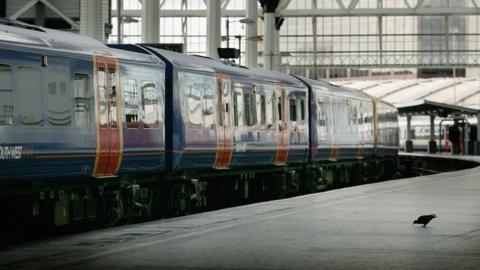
left=335, top=0, right=346, bottom=10
left=415, top=0, right=425, bottom=9
left=347, top=0, right=360, bottom=11
left=10, top=0, right=39, bottom=20
left=471, top=0, right=479, bottom=8
left=40, top=0, right=79, bottom=29
left=114, top=7, right=480, bottom=17
left=10, top=0, right=79, bottom=29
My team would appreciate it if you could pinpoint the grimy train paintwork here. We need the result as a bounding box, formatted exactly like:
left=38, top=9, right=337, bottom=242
left=0, top=20, right=399, bottom=228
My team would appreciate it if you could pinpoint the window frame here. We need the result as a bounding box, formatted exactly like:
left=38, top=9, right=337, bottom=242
left=0, top=63, right=14, bottom=126
left=17, top=65, right=44, bottom=126
left=73, top=73, right=92, bottom=128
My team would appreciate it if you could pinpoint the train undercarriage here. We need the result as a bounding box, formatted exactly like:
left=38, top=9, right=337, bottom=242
left=0, top=157, right=398, bottom=238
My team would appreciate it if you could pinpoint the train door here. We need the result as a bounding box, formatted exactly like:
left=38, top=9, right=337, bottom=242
left=274, top=85, right=289, bottom=165
left=93, top=54, right=123, bottom=177
left=213, top=73, right=233, bottom=169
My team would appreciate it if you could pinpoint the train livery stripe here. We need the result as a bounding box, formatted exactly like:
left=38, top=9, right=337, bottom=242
left=92, top=54, right=123, bottom=177
left=213, top=73, right=233, bottom=169
left=274, top=84, right=289, bottom=165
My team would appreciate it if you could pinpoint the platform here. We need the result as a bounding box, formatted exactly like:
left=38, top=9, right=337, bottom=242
left=1, top=166, right=480, bottom=270
left=399, top=151, right=480, bottom=163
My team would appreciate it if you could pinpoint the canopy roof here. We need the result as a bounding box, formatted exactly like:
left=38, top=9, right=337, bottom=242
left=395, top=100, right=479, bottom=117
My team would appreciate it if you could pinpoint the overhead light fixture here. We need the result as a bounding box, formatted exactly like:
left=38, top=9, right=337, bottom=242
left=239, top=18, right=256, bottom=24
left=246, top=35, right=263, bottom=41
left=123, top=16, right=139, bottom=23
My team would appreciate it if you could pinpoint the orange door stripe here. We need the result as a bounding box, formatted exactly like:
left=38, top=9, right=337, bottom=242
left=274, top=84, right=289, bottom=165
left=213, top=73, right=233, bottom=169
left=93, top=54, right=123, bottom=177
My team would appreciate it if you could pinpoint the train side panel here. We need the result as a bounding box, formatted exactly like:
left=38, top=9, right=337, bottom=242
left=375, top=101, right=400, bottom=156
left=0, top=46, right=96, bottom=180
left=118, top=61, right=166, bottom=174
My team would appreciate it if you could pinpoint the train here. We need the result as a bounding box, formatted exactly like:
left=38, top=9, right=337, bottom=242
left=0, top=19, right=399, bottom=228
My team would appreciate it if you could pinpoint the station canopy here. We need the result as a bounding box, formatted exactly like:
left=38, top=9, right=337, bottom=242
left=395, top=100, right=479, bottom=117
left=334, top=78, right=480, bottom=117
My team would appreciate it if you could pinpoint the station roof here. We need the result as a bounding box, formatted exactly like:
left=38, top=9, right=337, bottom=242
left=395, top=100, right=479, bottom=117
left=334, top=77, right=480, bottom=117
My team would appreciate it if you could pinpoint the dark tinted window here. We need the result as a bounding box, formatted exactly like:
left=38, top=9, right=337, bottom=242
left=18, top=66, right=43, bottom=126
left=0, top=64, right=13, bottom=126
left=74, top=73, right=91, bottom=128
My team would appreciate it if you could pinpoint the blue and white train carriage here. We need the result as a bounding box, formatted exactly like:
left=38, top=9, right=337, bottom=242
left=0, top=19, right=399, bottom=227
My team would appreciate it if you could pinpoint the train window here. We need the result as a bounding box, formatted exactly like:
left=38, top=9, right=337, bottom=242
left=124, top=78, right=140, bottom=128
left=233, top=91, right=239, bottom=126
left=234, top=90, right=244, bottom=126
left=347, top=104, right=356, bottom=126
left=300, top=98, right=306, bottom=121
left=277, top=97, right=283, bottom=121
left=0, top=64, right=13, bottom=126
left=74, top=74, right=90, bottom=128
left=181, top=73, right=213, bottom=128
left=202, top=83, right=214, bottom=128
left=97, top=67, right=108, bottom=128
left=183, top=74, right=205, bottom=127
left=18, top=66, right=43, bottom=126
left=317, top=101, right=325, bottom=126
left=142, top=81, right=159, bottom=128
left=266, top=93, right=274, bottom=126
left=48, top=68, right=71, bottom=126
left=243, top=92, right=255, bottom=126
left=109, top=69, right=118, bottom=128
left=289, top=98, right=297, bottom=122
left=259, top=95, right=266, bottom=125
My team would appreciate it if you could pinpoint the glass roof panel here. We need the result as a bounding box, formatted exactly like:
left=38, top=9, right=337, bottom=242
left=425, top=80, right=477, bottom=104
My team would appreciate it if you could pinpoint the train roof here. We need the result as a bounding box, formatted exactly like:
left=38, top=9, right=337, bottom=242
left=297, top=76, right=373, bottom=100
left=142, top=46, right=306, bottom=88
left=0, top=19, right=111, bottom=53
left=0, top=19, right=160, bottom=65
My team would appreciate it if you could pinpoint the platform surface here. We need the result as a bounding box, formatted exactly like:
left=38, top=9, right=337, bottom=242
left=1, top=167, right=480, bottom=270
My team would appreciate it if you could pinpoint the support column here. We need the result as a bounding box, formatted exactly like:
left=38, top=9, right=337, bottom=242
left=464, top=121, right=470, bottom=155
left=273, top=17, right=284, bottom=71
left=264, top=12, right=275, bottom=70
left=428, top=114, right=437, bottom=153
left=260, top=0, right=280, bottom=70
left=273, top=24, right=280, bottom=71
left=35, top=2, right=45, bottom=27
left=142, top=0, right=160, bottom=43
left=0, top=0, right=6, bottom=18
left=406, top=115, right=413, bottom=152
left=476, top=113, right=480, bottom=155
left=245, top=0, right=258, bottom=67
left=80, top=0, right=104, bottom=42
left=207, top=0, right=221, bottom=58
left=117, top=0, right=123, bottom=44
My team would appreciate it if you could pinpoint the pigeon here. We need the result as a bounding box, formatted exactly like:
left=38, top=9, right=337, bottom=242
left=413, top=214, right=437, bottom=227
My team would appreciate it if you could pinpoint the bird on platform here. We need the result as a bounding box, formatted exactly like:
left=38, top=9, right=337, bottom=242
left=413, top=214, right=437, bottom=227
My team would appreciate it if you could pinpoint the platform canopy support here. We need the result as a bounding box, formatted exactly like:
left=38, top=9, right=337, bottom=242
left=142, top=0, right=160, bottom=43
left=207, top=0, right=221, bottom=58
left=428, top=114, right=437, bottom=153
left=406, top=115, right=413, bottom=153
